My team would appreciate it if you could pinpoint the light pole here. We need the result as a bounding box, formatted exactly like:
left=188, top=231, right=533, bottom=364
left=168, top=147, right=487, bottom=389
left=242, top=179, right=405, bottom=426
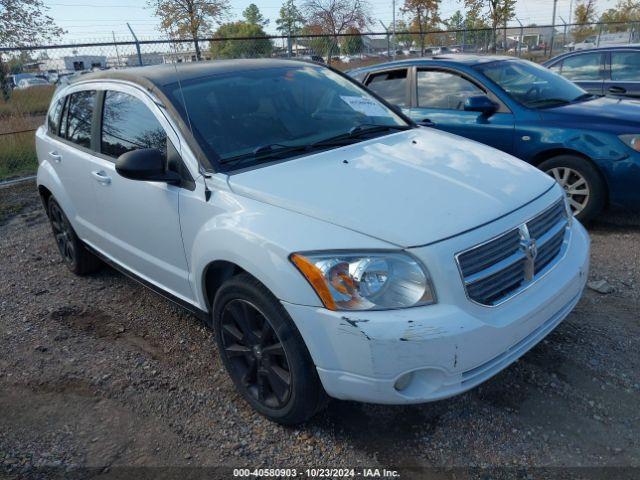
left=550, top=0, right=558, bottom=56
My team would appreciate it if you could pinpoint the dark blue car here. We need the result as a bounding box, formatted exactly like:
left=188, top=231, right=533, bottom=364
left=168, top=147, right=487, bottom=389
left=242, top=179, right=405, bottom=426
left=543, top=46, right=640, bottom=98
left=348, top=55, right=640, bottom=222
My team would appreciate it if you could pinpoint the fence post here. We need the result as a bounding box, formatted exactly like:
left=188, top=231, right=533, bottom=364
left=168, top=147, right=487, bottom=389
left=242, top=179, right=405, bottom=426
left=597, top=23, right=603, bottom=47
left=462, top=29, right=466, bottom=52
left=127, top=22, right=143, bottom=66
left=287, top=34, right=292, bottom=57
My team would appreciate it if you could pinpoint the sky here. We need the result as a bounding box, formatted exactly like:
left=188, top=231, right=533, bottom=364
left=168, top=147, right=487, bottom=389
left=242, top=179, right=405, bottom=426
left=44, top=0, right=617, bottom=43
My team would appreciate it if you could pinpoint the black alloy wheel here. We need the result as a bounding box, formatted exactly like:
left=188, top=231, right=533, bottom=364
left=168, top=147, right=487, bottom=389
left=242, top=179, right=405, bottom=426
left=220, top=299, right=292, bottom=409
left=49, top=199, right=77, bottom=267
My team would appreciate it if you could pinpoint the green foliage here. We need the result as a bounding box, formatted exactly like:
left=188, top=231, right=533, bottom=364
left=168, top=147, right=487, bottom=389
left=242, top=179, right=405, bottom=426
left=599, top=0, right=640, bottom=31
left=573, top=0, right=598, bottom=41
left=210, top=22, right=273, bottom=59
left=340, top=27, right=364, bottom=54
left=276, top=0, right=306, bottom=36
left=243, top=3, right=269, bottom=26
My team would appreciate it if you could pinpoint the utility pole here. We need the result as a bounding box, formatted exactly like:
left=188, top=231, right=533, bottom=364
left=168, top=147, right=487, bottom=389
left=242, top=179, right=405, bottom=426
left=516, top=18, right=524, bottom=57
left=559, top=16, right=568, bottom=50
left=391, top=0, right=397, bottom=58
left=380, top=20, right=391, bottom=58
left=568, top=0, right=573, bottom=27
left=112, top=31, right=121, bottom=68
left=550, top=0, right=558, bottom=56
left=127, top=22, right=143, bottom=67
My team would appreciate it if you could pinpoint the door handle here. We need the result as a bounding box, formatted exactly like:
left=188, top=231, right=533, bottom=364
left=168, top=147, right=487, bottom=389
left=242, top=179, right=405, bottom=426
left=418, top=119, right=436, bottom=127
left=48, top=151, right=62, bottom=163
left=608, top=86, right=627, bottom=94
left=91, top=170, right=111, bottom=185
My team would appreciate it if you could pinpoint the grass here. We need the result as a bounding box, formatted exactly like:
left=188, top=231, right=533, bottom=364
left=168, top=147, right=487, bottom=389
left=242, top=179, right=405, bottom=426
left=0, top=130, right=37, bottom=180
left=0, top=86, right=56, bottom=118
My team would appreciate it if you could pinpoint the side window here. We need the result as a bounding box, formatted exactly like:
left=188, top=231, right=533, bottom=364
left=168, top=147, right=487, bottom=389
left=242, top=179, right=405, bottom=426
left=417, top=70, right=484, bottom=110
left=47, top=97, right=65, bottom=136
left=560, top=53, right=603, bottom=80
left=611, top=51, right=640, bottom=81
left=101, top=91, right=167, bottom=159
left=365, top=69, right=408, bottom=107
left=548, top=60, right=562, bottom=74
left=65, top=90, right=96, bottom=149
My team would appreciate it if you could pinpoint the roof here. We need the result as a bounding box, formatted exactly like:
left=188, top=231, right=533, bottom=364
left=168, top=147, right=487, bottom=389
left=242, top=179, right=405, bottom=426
left=74, top=58, right=318, bottom=88
left=544, top=44, right=640, bottom=64
left=348, top=54, right=514, bottom=75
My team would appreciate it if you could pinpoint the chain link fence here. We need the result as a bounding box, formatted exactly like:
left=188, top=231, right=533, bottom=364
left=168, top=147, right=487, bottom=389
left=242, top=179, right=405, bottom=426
left=1, top=21, right=638, bottom=180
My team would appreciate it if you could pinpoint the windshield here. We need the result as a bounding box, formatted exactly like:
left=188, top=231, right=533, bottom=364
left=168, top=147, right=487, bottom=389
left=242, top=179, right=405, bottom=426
left=475, top=60, right=589, bottom=108
left=165, top=65, right=408, bottom=169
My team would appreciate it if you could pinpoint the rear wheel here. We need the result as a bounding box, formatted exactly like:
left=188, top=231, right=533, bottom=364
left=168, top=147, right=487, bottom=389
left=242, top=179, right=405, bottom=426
left=47, top=198, right=101, bottom=275
left=539, top=155, right=605, bottom=223
left=213, top=273, right=326, bottom=424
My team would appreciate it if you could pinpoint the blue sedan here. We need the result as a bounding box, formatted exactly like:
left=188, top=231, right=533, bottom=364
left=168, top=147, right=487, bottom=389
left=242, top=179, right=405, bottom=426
left=348, top=56, right=640, bottom=222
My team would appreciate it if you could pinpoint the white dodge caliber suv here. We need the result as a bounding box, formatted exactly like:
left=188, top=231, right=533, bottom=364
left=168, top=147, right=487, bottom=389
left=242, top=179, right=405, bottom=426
left=36, top=60, right=590, bottom=424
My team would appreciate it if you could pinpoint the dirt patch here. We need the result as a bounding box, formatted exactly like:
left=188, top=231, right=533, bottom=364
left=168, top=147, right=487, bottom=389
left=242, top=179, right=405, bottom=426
left=0, top=181, right=638, bottom=478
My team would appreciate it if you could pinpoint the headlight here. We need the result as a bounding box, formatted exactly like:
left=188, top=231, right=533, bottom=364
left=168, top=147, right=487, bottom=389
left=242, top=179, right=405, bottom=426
left=618, top=134, right=640, bottom=152
left=290, top=251, right=436, bottom=311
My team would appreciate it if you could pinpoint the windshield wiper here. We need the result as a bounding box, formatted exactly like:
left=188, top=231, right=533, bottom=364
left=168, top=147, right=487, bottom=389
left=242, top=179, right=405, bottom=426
left=312, top=124, right=412, bottom=147
left=220, top=124, right=412, bottom=166
left=220, top=143, right=311, bottom=165
left=528, top=98, right=572, bottom=108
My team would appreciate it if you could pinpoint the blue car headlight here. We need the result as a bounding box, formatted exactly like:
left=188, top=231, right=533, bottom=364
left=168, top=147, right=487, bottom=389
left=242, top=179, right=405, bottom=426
left=618, top=134, right=640, bottom=152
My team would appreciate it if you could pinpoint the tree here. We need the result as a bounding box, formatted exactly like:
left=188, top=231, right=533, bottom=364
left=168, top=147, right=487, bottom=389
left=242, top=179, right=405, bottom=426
left=402, top=0, right=441, bottom=56
left=340, top=26, right=363, bottom=55
left=302, top=0, right=370, bottom=63
left=0, top=0, right=65, bottom=99
left=148, top=0, right=229, bottom=61
left=600, top=0, right=640, bottom=31
left=464, top=0, right=516, bottom=51
left=243, top=3, right=269, bottom=26
left=210, top=21, right=273, bottom=58
left=393, top=20, right=414, bottom=51
left=276, top=0, right=306, bottom=37
left=573, top=0, right=598, bottom=41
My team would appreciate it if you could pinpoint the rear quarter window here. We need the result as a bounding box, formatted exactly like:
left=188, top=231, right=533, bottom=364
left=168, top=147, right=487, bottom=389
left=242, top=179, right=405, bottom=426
left=47, top=97, right=65, bottom=136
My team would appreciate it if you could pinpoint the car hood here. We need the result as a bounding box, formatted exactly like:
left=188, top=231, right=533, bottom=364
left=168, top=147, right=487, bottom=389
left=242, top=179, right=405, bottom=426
left=541, top=96, right=640, bottom=127
left=227, top=128, right=554, bottom=247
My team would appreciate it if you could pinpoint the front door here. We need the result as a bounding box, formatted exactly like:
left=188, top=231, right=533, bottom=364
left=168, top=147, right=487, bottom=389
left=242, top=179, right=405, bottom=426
left=89, top=88, right=192, bottom=302
left=409, top=69, right=516, bottom=155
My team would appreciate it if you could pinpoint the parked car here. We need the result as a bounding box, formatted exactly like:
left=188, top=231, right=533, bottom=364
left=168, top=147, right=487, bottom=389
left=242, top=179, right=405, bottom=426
left=544, top=46, right=640, bottom=98
left=349, top=55, right=640, bottom=221
left=16, top=77, right=50, bottom=89
left=7, top=73, right=36, bottom=89
left=569, top=31, right=638, bottom=51
left=36, top=59, right=589, bottom=424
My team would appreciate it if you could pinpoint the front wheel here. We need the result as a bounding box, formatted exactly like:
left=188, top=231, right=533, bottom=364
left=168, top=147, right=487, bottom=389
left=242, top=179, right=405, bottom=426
left=539, top=155, right=606, bottom=223
left=212, top=273, right=326, bottom=424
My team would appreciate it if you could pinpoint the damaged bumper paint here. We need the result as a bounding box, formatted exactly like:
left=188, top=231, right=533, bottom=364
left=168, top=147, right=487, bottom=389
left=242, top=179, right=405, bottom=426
left=281, top=220, right=590, bottom=404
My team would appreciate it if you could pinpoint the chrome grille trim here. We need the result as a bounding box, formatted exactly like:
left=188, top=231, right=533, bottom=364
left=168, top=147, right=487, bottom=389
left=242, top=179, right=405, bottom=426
left=456, top=199, right=570, bottom=307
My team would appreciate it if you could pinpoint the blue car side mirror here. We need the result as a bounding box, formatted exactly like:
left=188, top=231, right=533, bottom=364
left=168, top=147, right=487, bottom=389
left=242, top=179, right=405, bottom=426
left=464, top=95, right=498, bottom=115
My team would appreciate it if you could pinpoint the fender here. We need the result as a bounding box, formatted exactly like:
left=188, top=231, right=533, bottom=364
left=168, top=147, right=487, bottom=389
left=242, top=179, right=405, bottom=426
left=178, top=183, right=396, bottom=312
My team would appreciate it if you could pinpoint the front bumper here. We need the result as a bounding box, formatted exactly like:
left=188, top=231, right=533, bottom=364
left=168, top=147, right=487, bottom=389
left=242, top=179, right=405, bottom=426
left=282, top=220, right=590, bottom=404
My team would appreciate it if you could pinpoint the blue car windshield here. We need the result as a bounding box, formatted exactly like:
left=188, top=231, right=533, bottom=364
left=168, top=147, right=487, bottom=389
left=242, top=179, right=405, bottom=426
left=475, top=60, right=589, bottom=108
left=165, top=65, right=408, bottom=168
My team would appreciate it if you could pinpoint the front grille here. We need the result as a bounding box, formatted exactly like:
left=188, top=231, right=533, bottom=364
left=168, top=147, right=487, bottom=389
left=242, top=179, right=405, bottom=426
left=456, top=199, right=569, bottom=306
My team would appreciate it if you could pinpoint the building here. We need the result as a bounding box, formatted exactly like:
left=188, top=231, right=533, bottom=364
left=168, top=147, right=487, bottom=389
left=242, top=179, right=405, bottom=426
left=40, top=55, right=107, bottom=72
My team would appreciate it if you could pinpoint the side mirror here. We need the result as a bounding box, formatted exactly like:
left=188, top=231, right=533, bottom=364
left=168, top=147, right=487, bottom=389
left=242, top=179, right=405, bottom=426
left=464, top=95, right=498, bottom=115
left=115, top=148, right=181, bottom=185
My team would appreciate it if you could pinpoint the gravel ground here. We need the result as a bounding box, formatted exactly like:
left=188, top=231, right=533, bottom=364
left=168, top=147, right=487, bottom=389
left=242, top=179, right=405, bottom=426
left=1, top=181, right=639, bottom=479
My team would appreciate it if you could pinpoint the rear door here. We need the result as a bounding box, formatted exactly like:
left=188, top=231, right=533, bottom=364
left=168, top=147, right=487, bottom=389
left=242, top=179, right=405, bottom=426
left=45, top=89, right=104, bottom=246
left=89, top=87, right=193, bottom=302
left=606, top=49, right=640, bottom=98
left=409, top=68, right=516, bottom=155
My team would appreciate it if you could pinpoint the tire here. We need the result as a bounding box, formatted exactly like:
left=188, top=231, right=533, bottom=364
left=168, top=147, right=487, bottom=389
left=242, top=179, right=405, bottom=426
left=539, top=155, right=606, bottom=223
left=212, top=273, right=326, bottom=425
left=47, top=197, right=101, bottom=275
